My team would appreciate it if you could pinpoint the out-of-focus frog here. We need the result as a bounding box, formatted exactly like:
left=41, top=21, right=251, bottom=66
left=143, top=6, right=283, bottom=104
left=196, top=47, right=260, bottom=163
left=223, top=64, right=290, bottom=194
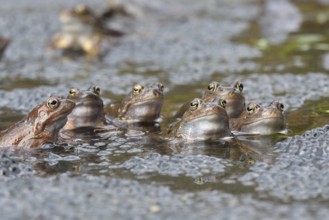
left=51, top=4, right=123, bottom=57
left=102, top=0, right=143, bottom=19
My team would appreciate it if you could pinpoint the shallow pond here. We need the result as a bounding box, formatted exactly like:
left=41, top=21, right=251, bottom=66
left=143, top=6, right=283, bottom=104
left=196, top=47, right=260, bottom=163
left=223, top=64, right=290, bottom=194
left=1, top=0, right=329, bottom=219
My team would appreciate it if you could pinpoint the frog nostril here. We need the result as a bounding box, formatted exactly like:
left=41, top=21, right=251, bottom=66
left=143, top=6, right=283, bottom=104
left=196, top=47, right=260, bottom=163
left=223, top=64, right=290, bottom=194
left=153, top=90, right=160, bottom=96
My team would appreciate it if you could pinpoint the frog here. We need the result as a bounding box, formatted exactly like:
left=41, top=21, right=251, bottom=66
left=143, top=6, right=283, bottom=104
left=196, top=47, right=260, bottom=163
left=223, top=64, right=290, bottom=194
left=202, top=81, right=245, bottom=118
left=0, top=36, right=10, bottom=60
left=62, top=85, right=106, bottom=130
left=104, top=0, right=142, bottom=17
left=115, top=82, right=164, bottom=124
left=168, top=98, right=231, bottom=142
left=50, top=4, right=123, bottom=57
left=230, top=101, right=287, bottom=135
left=174, top=81, right=245, bottom=119
left=0, top=96, right=75, bottom=148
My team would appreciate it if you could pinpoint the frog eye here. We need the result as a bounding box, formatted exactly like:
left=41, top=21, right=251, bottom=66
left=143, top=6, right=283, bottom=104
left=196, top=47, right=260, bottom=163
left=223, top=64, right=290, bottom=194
left=75, top=4, right=88, bottom=14
left=207, top=82, right=217, bottom=92
left=69, top=88, right=78, bottom=96
left=234, top=82, right=243, bottom=92
left=93, top=86, right=101, bottom=95
left=133, top=84, right=143, bottom=95
left=158, top=83, right=164, bottom=92
left=190, top=99, right=201, bottom=111
left=47, top=98, right=60, bottom=109
left=246, top=103, right=257, bottom=114
left=277, top=103, right=284, bottom=111
left=219, top=99, right=227, bottom=108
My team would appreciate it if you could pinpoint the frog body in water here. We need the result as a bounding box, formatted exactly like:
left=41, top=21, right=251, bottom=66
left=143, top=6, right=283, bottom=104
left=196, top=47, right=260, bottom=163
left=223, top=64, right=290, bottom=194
left=51, top=4, right=123, bottom=57
left=168, top=98, right=231, bottom=142
left=62, top=86, right=106, bottom=130
left=0, top=36, right=10, bottom=60
left=230, top=101, right=287, bottom=135
left=0, top=97, right=75, bottom=148
left=175, top=81, right=245, bottom=119
left=115, top=83, right=164, bottom=124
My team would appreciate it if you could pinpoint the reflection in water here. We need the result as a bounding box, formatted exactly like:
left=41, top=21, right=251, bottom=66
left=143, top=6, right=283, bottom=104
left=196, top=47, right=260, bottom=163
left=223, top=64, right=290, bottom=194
left=168, top=135, right=281, bottom=164
left=168, top=139, right=231, bottom=158
left=21, top=133, right=285, bottom=182
left=189, top=136, right=285, bottom=185
left=231, top=136, right=281, bottom=164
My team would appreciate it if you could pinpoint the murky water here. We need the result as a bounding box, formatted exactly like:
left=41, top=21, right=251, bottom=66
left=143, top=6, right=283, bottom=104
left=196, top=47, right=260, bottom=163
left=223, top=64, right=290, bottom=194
left=1, top=0, right=329, bottom=219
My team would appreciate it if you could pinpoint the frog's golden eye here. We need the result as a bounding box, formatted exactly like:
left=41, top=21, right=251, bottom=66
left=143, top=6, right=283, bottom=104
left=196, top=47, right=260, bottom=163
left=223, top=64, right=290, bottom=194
left=75, top=4, right=88, bottom=14
left=133, top=84, right=143, bottom=95
left=47, top=98, right=60, bottom=109
left=190, top=99, right=201, bottom=111
left=246, top=103, right=257, bottom=114
left=219, top=99, right=227, bottom=108
left=235, top=82, right=243, bottom=92
left=69, top=88, right=78, bottom=96
left=207, top=82, right=217, bottom=92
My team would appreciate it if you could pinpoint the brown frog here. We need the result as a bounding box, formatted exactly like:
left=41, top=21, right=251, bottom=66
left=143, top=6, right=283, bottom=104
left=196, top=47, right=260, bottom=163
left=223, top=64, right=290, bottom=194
left=202, top=81, right=245, bottom=118
left=175, top=81, right=245, bottom=119
left=0, top=36, right=10, bottom=60
left=62, top=86, right=106, bottom=130
left=116, top=83, right=164, bottom=123
left=230, top=101, right=287, bottom=135
left=168, top=98, right=231, bottom=142
left=51, top=4, right=123, bottom=57
left=0, top=97, right=75, bottom=148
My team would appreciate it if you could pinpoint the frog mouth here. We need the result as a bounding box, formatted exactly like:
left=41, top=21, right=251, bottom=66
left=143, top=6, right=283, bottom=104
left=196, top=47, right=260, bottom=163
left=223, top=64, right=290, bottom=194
left=242, top=115, right=285, bottom=126
left=240, top=117, right=286, bottom=135
left=122, top=100, right=163, bottom=122
left=179, top=114, right=231, bottom=141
